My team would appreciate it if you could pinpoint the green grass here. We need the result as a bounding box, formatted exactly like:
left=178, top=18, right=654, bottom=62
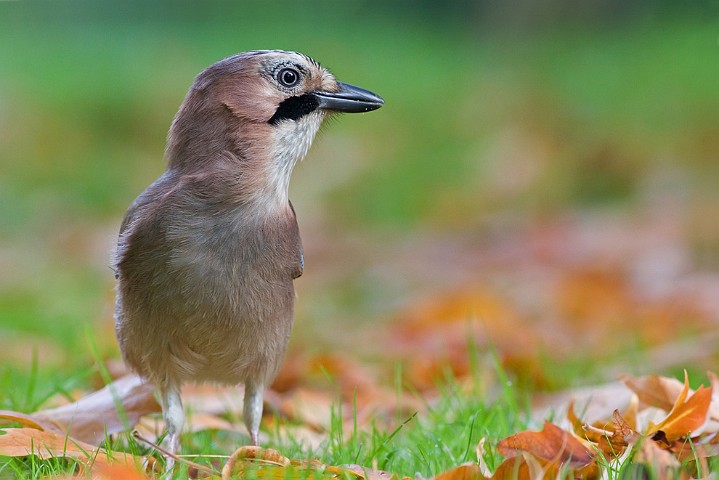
left=0, top=359, right=527, bottom=479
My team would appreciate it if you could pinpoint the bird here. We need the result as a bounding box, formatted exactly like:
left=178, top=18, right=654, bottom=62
left=112, top=50, right=383, bottom=469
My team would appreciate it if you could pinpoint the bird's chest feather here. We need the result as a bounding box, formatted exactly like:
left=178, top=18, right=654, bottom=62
left=172, top=208, right=301, bottom=278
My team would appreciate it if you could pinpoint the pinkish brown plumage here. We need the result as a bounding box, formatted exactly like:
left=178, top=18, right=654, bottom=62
left=112, top=50, right=382, bottom=470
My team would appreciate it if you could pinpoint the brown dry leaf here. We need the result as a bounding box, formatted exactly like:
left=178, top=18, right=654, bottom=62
left=0, top=427, right=141, bottom=469
left=646, top=377, right=712, bottom=441
left=222, top=445, right=290, bottom=479
left=671, top=439, right=719, bottom=464
left=612, top=409, right=638, bottom=445
left=387, top=287, right=533, bottom=391
left=566, top=400, right=584, bottom=437
left=181, top=383, right=244, bottom=416
left=221, top=446, right=366, bottom=480
left=497, top=421, right=595, bottom=468
left=706, top=371, right=719, bottom=421
left=555, top=267, right=631, bottom=325
left=341, top=464, right=404, bottom=480
left=433, top=462, right=487, bottom=480
left=32, top=374, right=160, bottom=445
left=633, top=438, right=682, bottom=480
left=185, top=412, right=241, bottom=433
left=277, top=387, right=334, bottom=431
left=592, top=409, right=639, bottom=457
left=621, top=394, right=640, bottom=432
left=0, top=410, right=64, bottom=432
left=621, top=373, right=686, bottom=412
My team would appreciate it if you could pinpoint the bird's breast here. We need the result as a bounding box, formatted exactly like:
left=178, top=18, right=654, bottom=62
left=166, top=207, right=303, bottom=310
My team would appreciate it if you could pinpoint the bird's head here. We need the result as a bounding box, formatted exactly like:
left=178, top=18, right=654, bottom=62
left=166, top=50, right=383, bottom=208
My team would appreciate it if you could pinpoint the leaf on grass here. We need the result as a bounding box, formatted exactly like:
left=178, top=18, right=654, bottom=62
left=32, top=375, right=160, bottom=445
left=0, top=427, right=140, bottom=468
left=633, top=438, right=681, bottom=479
left=566, top=400, right=585, bottom=438
left=341, top=464, right=405, bottom=480
left=490, top=456, right=530, bottom=480
left=706, top=371, right=719, bottom=421
left=85, top=463, right=151, bottom=479
left=621, top=394, right=640, bottom=433
left=612, top=409, right=639, bottom=445
left=0, top=410, right=64, bottom=432
left=621, top=373, right=686, bottom=412
left=221, top=446, right=368, bottom=480
left=277, top=388, right=334, bottom=431
left=433, top=462, right=487, bottom=480
left=646, top=373, right=712, bottom=441
left=497, top=421, right=595, bottom=468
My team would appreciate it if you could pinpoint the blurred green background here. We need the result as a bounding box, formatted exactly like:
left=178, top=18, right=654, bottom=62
left=1, top=1, right=718, bottom=397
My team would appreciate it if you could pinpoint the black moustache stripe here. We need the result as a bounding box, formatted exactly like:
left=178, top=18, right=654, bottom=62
left=268, top=94, right=320, bottom=125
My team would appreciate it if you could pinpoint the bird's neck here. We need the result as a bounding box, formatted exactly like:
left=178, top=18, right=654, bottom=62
left=259, top=115, right=322, bottom=210
left=165, top=103, right=239, bottom=171
left=165, top=107, right=320, bottom=215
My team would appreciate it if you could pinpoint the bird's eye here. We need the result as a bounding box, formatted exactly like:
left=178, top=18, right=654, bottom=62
left=277, top=68, right=300, bottom=88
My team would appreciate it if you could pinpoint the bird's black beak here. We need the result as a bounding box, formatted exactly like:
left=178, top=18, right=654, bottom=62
left=314, top=82, right=384, bottom=113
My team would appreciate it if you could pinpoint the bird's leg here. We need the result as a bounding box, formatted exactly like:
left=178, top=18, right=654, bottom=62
left=160, top=385, right=184, bottom=472
left=243, top=382, right=264, bottom=446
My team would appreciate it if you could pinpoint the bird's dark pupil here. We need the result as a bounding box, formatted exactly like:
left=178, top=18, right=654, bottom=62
left=282, top=70, right=297, bottom=85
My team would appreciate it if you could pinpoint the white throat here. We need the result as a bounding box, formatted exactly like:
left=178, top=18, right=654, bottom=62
left=260, top=113, right=323, bottom=211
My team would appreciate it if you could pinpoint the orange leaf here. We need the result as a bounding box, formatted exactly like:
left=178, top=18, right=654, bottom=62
left=647, top=384, right=712, bottom=440
left=91, top=463, right=151, bottom=480
left=565, top=400, right=584, bottom=437
left=497, top=421, right=595, bottom=468
left=0, top=427, right=140, bottom=468
left=434, top=463, right=487, bottom=480
left=490, top=456, right=531, bottom=480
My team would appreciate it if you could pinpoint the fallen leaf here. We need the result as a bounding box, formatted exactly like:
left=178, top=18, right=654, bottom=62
left=277, top=388, right=334, bottom=431
left=490, top=456, right=530, bottom=480
left=633, top=438, right=681, bottom=480
left=433, top=462, right=487, bottom=480
left=611, top=409, right=635, bottom=441
left=341, top=464, right=402, bottom=480
left=33, top=375, right=160, bottom=445
left=89, top=463, right=150, bottom=479
left=220, top=446, right=366, bottom=480
left=475, top=437, right=492, bottom=478
left=186, top=412, right=241, bottom=433
left=0, top=427, right=141, bottom=469
left=646, top=373, right=712, bottom=441
left=594, top=409, right=639, bottom=457
left=497, top=421, right=595, bottom=468
left=181, top=383, right=244, bottom=416
left=706, top=371, right=719, bottom=421
left=0, top=410, right=63, bottom=432
left=621, top=374, right=685, bottom=412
